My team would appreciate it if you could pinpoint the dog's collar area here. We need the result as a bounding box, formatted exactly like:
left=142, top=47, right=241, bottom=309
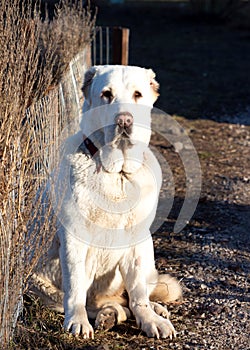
left=81, top=134, right=133, bottom=177
left=81, top=134, right=102, bottom=173
left=83, top=134, right=99, bottom=157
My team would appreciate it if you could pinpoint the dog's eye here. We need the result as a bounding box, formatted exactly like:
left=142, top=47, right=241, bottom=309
left=101, top=90, right=113, bottom=102
left=134, top=91, right=142, bottom=100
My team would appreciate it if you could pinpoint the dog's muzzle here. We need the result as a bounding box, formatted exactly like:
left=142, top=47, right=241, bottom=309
left=115, top=112, right=134, bottom=135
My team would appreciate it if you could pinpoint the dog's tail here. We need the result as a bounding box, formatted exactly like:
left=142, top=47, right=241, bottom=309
left=149, top=274, right=182, bottom=303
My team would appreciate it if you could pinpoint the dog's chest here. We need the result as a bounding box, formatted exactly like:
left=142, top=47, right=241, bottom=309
left=67, top=151, right=160, bottom=247
left=70, top=153, right=129, bottom=198
left=70, top=153, right=155, bottom=226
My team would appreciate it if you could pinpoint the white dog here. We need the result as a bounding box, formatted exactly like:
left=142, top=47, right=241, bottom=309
left=33, top=65, right=182, bottom=339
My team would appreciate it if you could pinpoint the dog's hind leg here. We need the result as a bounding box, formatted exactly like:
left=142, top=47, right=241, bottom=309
left=30, top=234, right=64, bottom=312
left=95, top=302, right=131, bottom=331
left=30, top=272, right=64, bottom=312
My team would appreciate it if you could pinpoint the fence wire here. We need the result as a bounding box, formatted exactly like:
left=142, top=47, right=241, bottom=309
left=92, top=26, right=111, bottom=65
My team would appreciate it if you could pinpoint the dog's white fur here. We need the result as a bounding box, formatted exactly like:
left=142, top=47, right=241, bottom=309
left=33, top=65, right=181, bottom=339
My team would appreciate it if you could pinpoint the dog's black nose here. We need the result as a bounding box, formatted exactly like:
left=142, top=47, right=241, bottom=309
left=115, top=112, right=134, bottom=129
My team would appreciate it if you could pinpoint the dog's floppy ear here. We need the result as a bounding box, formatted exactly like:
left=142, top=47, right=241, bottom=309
left=147, top=69, right=160, bottom=103
left=81, top=66, right=97, bottom=99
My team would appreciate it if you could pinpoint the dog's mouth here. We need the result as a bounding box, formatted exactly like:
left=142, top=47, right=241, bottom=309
left=106, top=121, right=135, bottom=149
left=113, top=129, right=135, bottom=150
left=119, top=130, right=130, bottom=138
left=82, top=111, right=151, bottom=173
left=116, top=125, right=133, bottom=139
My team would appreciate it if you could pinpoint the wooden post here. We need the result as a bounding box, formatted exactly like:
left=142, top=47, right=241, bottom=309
left=112, top=27, right=129, bottom=65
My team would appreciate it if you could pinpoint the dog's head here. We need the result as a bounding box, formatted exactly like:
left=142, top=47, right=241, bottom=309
left=80, top=65, right=159, bottom=174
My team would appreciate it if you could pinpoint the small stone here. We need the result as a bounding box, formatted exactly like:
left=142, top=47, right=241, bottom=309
left=200, top=283, right=208, bottom=290
left=174, top=141, right=183, bottom=152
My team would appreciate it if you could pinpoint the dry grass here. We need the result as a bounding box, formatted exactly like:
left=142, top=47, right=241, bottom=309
left=0, top=0, right=95, bottom=347
left=42, top=0, right=96, bottom=84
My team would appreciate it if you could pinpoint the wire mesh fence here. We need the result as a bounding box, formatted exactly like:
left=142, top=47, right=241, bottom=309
left=92, top=26, right=111, bottom=65
left=92, top=26, right=129, bottom=65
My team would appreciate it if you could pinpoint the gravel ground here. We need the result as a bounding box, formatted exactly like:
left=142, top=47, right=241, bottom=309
left=149, top=114, right=250, bottom=350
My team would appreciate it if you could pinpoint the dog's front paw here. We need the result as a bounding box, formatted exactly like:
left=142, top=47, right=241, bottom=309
left=64, top=317, right=94, bottom=338
left=135, top=308, right=176, bottom=339
left=64, top=306, right=94, bottom=338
